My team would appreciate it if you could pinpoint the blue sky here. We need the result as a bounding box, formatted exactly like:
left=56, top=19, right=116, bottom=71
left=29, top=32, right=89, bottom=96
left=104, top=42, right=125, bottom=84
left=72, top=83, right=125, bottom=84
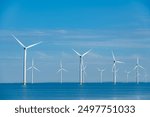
left=0, top=0, right=150, bottom=83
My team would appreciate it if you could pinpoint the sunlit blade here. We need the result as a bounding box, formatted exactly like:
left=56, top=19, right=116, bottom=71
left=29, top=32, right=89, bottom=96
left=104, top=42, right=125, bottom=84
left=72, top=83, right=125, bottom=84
left=112, top=51, right=116, bottom=61
left=27, top=67, right=32, bottom=70
left=72, top=49, right=81, bottom=56
left=12, top=34, right=25, bottom=48
left=116, top=60, right=124, bottom=64
left=57, top=69, right=61, bottom=73
left=27, top=41, right=42, bottom=49
left=33, top=67, right=40, bottom=71
left=82, top=49, right=92, bottom=57
left=102, top=69, right=105, bottom=72
left=62, top=68, right=68, bottom=72
left=139, top=65, right=144, bottom=69
left=133, top=66, right=137, bottom=70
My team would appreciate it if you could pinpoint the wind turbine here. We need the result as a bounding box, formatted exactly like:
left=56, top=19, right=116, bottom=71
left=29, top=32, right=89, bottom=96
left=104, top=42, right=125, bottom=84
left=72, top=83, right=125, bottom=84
left=125, top=71, right=130, bottom=83
left=57, top=61, right=67, bottom=83
left=112, top=51, right=123, bottom=84
left=27, top=59, right=40, bottom=84
left=12, top=34, right=42, bottom=85
left=133, top=57, right=144, bottom=84
left=97, top=68, right=105, bottom=83
left=73, top=49, right=91, bottom=85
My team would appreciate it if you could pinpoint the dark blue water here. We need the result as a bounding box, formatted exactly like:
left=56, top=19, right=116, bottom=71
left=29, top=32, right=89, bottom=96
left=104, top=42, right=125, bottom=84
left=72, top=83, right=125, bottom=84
left=0, top=83, right=150, bottom=100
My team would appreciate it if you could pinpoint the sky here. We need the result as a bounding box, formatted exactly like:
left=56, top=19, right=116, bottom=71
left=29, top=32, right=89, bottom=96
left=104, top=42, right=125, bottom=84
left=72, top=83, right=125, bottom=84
left=0, top=0, right=150, bottom=83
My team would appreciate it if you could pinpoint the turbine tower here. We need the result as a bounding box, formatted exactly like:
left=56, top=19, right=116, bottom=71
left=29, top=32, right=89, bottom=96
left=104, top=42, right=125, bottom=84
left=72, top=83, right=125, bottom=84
left=73, top=49, right=91, bottom=85
left=112, top=51, right=123, bottom=84
left=133, top=57, right=144, bottom=84
left=57, top=61, right=67, bottom=83
left=27, top=59, right=40, bottom=84
left=97, top=68, right=105, bottom=83
left=125, top=71, right=130, bottom=83
left=82, top=64, right=87, bottom=83
left=12, top=34, right=42, bottom=85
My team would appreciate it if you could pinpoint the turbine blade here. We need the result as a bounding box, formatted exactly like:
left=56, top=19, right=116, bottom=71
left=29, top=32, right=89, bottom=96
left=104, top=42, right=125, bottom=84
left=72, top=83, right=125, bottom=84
left=62, top=68, right=68, bottom=72
left=12, top=34, right=26, bottom=48
left=139, top=65, right=144, bottom=69
left=102, top=69, right=105, bottom=72
left=133, top=66, right=137, bottom=70
left=27, top=67, right=32, bottom=70
left=27, top=41, right=42, bottom=49
left=116, top=60, right=124, bottom=64
left=82, top=49, right=91, bottom=57
left=112, top=51, right=116, bottom=61
left=33, top=67, right=40, bottom=71
left=57, top=69, right=61, bottom=73
left=72, top=49, right=81, bottom=56
left=32, top=59, right=34, bottom=66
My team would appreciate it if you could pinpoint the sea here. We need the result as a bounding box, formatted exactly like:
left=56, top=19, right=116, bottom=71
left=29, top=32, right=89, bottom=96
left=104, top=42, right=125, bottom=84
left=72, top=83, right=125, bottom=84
left=0, top=83, right=150, bottom=100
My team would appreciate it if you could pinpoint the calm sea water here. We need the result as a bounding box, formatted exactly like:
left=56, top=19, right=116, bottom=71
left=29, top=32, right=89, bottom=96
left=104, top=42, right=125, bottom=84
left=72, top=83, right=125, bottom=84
left=0, top=83, right=150, bottom=100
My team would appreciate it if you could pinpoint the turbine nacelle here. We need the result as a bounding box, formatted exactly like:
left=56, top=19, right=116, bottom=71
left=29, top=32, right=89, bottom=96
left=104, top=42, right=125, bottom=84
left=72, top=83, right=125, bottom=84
left=73, top=49, right=92, bottom=57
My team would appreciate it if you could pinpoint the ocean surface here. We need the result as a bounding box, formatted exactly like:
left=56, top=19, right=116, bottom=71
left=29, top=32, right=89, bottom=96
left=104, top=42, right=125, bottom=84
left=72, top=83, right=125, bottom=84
left=0, top=83, right=150, bottom=100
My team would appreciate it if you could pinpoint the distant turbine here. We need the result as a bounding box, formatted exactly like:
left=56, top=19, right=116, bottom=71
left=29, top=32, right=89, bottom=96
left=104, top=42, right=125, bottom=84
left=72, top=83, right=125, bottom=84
left=73, top=49, right=91, bottom=85
left=125, top=71, right=130, bottom=83
left=112, top=51, right=123, bottom=84
left=27, top=59, right=40, bottom=84
left=97, top=68, right=105, bottom=83
left=57, top=61, right=67, bottom=83
left=12, top=34, right=42, bottom=85
left=133, top=57, right=144, bottom=84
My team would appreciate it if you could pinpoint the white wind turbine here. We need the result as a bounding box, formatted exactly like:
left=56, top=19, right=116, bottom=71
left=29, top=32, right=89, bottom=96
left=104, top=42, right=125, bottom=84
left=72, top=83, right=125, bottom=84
left=133, top=57, right=144, bottom=84
left=27, top=59, right=40, bottom=84
left=125, top=71, right=130, bottom=83
left=12, top=34, right=42, bottom=85
left=73, top=49, right=91, bottom=85
left=57, top=61, right=67, bottom=83
left=97, top=68, right=105, bottom=83
left=112, top=51, right=124, bottom=84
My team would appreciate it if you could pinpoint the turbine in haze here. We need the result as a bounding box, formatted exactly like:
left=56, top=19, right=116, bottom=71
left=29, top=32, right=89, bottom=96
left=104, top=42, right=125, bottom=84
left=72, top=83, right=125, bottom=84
left=112, top=51, right=123, bottom=84
left=97, top=68, right=105, bottom=83
left=27, top=59, right=40, bottom=84
left=125, top=71, right=130, bottom=83
left=133, top=57, right=144, bottom=84
left=57, top=61, right=67, bottom=83
left=73, top=49, right=91, bottom=85
left=12, top=34, right=42, bottom=85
